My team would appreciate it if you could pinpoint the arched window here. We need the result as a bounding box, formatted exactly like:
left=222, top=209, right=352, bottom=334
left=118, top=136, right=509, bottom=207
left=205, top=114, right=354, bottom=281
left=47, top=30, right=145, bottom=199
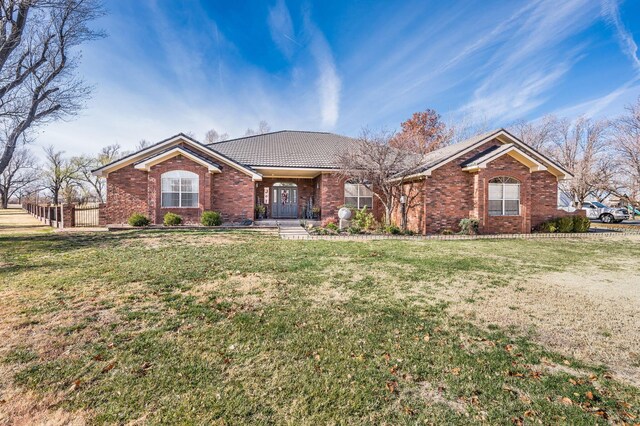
left=161, top=170, right=199, bottom=208
left=344, top=180, right=373, bottom=209
left=488, top=177, right=520, bottom=216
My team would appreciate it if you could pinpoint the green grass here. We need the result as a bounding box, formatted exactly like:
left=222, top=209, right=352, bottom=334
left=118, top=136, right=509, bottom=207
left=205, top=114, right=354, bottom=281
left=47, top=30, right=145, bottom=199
left=0, top=230, right=639, bottom=424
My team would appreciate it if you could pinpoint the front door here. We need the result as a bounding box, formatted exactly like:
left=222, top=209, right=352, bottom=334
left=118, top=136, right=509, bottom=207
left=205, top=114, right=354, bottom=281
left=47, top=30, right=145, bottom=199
left=272, top=187, right=298, bottom=218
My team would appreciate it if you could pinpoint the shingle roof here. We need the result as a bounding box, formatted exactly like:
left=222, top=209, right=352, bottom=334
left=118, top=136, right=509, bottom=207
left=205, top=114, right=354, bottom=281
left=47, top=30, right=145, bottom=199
left=207, top=131, right=361, bottom=168
left=417, top=129, right=503, bottom=171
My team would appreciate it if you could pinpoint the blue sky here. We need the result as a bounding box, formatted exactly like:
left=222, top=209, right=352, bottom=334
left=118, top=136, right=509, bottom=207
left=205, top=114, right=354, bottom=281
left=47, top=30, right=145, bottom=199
left=36, top=0, right=640, bottom=156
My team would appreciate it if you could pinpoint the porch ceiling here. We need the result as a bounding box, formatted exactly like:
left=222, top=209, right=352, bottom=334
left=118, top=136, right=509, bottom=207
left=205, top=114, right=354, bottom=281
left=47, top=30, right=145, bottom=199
left=254, top=167, right=333, bottom=178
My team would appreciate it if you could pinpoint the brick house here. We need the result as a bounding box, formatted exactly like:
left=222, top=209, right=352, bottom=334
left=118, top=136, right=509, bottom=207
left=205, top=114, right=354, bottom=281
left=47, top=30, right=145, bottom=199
left=92, top=129, right=575, bottom=234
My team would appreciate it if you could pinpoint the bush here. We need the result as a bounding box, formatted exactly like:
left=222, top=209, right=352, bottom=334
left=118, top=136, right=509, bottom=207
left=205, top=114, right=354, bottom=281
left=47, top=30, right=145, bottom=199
left=325, top=222, right=339, bottom=232
left=201, top=211, right=222, bottom=226
left=352, top=206, right=376, bottom=230
left=458, top=218, right=479, bottom=235
left=128, top=213, right=150, bottom=227
left=385, top=224, right=402, bottom=235
left=163, top=212, right=182, bottom=226
left=572, top=215, right=591, bottom=233
left=321, top=217, right=338, bottom=227
left=347, top=226, right=362, bottom=235
left=555, top=216, right=573, bottom=233
left=404, top=229, right=415, bottom=236
left=536, top=220, right=557, bottom=233
left=440, top=228, right=454, bottom=235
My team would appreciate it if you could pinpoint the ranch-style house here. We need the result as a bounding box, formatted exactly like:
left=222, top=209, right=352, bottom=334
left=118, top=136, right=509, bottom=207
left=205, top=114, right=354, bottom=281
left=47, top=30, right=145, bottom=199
left=92, top=128, right=575, bottom=234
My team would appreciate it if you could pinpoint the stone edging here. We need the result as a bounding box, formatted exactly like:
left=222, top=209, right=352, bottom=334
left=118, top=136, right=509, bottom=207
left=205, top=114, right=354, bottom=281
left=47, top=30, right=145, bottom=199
left=291, top=230, right=626, bottom=241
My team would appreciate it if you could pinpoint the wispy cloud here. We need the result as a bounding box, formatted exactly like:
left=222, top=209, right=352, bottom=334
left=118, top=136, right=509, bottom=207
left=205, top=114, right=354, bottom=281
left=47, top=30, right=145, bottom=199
left=302, top=8, right=341, bottom=127
left=459, top=0, right=599, bottom=122
left=601, top=0, right=640, bottom=73
left=268, top=0, right=297, bottom=59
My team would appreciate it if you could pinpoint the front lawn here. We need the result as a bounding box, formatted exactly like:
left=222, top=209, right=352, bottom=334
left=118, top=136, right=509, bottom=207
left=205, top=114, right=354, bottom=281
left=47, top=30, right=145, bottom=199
left=0, top=230, right=639, bottom=424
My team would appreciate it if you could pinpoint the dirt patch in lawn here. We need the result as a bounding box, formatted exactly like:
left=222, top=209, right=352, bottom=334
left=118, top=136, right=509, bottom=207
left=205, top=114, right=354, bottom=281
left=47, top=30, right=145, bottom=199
left=0, top=385, right=88, bottom=426
left=446, top=260, right=640, bottom=386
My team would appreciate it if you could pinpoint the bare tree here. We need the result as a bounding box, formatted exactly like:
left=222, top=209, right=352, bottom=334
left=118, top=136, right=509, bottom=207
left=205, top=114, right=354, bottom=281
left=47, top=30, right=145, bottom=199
left=75, top=143, right=119, bottom=202
left=204, top=128, right=229, bottom=144
left=0, top=0, right=105, bottom=176
left=42, top=145, right=80, bottom=205
left=612, top=98, right=640, bottom=203
left=548, top=117, right=613, bottom=206
left=337, top=129, right=423, bottom=226
left=0, top=146, right=39, bottom=208
left=245, top=120, right=271, bottom=136
left=510, top=115, right=557, bottom=151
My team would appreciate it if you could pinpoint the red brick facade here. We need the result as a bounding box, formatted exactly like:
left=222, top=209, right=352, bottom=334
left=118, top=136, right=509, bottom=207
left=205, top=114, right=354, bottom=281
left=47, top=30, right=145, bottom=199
left=398, top=138, right=579, bottom=234
left=103, top=136, right=573, bottom=234
left=105, top=149, right=255, bottom=225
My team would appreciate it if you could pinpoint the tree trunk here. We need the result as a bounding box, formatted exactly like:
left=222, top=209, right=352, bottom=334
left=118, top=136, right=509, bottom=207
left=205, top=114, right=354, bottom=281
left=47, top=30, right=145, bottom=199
left=52, top=189, right=59, bottom=206
left=1, top=191, right=8, bottom=209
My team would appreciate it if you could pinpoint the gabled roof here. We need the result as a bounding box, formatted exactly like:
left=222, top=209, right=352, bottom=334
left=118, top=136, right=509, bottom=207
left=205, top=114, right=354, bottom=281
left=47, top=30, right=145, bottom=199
left=208, top=131, right=360, bottom=169
left=409, top=128, right=573, bottom=179
left=133, top=145, right=222, bottom=173
left=460, top=143, right=548, bottom=172
left=92, top=133, right=262, bottom=180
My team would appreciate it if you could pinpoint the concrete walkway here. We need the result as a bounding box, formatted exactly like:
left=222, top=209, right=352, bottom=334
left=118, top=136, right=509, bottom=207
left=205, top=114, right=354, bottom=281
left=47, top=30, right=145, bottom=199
left=278, top=222, right=310, bottom=240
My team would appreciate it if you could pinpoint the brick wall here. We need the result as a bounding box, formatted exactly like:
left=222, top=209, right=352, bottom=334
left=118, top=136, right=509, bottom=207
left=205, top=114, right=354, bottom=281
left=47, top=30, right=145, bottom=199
left=105, top=151, right=256, bottom=225
left=210, top=167, right=255, bottom=223
left=478, top=155, right=532, bottom=234
left=105, top=164, right=149, bottom=224
left=148, top=155, right=212, bottom=224
left=319, top=173, right=345, bottom=220
left=408, top=139, right=574, bottom=234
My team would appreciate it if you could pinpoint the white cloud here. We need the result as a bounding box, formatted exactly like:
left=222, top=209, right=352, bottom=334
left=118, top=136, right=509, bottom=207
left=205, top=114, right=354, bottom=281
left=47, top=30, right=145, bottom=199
left=601, top=0, right=640, bottom=73
left=268, top=0, right=297, bottom=59
left=303, top=11, right=341, bottom=128
left=459, top=0, right=599, bottom=122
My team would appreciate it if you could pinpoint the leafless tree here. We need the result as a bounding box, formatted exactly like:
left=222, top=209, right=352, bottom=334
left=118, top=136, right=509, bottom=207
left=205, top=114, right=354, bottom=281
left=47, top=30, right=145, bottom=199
left=548, top=117, right=613, bottom=206
left=611, top=98, right=640, bottom=204
left=42, top=145, right=80, bottom=204
left=510, top=115, right=557, bottom=151
left=337, top=129, right=423, bottom=226
left=204, top=128, right=229, bottom=144
left=244, top=120, right=271, bottom=136
left=0, top=0, right=105, bottom=176
left=0, top=146, right=39, bottom=207
left=75, top=143, right=119, bottom=202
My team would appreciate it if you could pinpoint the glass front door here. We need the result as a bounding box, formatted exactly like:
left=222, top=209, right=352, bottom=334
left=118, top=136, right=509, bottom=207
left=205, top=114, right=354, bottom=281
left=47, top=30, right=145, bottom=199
left=272, top=187, right=298, bottom=218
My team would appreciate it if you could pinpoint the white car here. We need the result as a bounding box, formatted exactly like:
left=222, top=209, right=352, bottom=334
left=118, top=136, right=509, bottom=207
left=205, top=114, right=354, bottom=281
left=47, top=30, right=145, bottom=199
left=581, top=202, right=629, bottom=223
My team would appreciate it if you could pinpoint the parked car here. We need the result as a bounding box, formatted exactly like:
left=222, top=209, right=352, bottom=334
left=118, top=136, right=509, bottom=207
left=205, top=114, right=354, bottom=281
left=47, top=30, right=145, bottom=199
left=581, top=201, right=629, bottom=223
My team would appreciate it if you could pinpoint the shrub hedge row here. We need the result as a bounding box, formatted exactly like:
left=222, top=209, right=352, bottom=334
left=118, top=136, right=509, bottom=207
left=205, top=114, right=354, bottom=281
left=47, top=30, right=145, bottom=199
left=536, top=215, right=590, bottom=233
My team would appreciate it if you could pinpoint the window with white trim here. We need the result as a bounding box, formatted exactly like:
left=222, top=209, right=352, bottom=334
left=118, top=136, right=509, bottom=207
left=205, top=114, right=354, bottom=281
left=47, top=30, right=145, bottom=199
left=344, top=182, right=373, bottom=209
left=161, top=170, right=199, bottom=208
left=488, top=177, right=520, bottom=216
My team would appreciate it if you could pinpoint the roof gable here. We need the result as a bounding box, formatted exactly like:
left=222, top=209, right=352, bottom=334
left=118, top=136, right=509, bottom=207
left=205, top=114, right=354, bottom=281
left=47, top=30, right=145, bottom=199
left=416, top=129, right=573, bottom=179
left=92, top=133, right=262, bottom=180
left=460, top=143, right=548, bottom=172
left=133, top=146, right=222, bottom=173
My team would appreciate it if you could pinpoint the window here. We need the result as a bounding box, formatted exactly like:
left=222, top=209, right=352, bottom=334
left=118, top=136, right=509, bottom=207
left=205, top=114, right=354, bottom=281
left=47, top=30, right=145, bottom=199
left=344, top=182, right=373, bottom=209
left=161, top=170, right=199, bottom=208
left=488, top=177, right=520, bottom=216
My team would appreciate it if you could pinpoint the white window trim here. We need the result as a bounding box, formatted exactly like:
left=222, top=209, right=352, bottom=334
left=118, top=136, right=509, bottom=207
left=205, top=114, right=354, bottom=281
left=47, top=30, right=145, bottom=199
left=345, top=182, right=373, bottom=209
left=161, top=170, right=200, bottom=208
left=488, top=177, right=520, bottom=217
